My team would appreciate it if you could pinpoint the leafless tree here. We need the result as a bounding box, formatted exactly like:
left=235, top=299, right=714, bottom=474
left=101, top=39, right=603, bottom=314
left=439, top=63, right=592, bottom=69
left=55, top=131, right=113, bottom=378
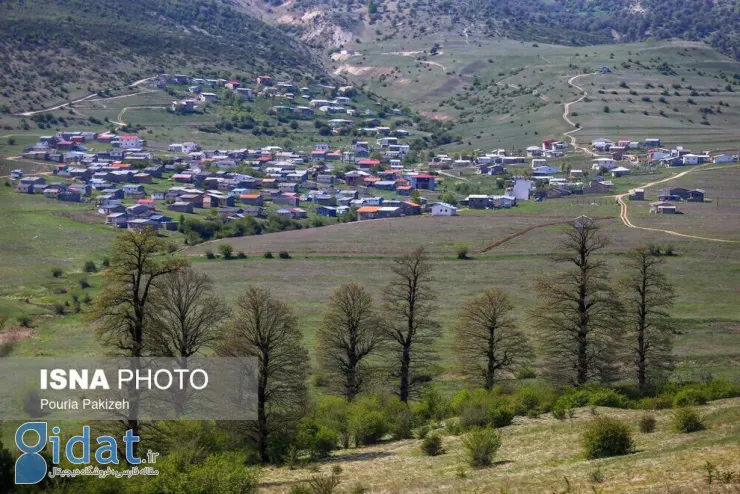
left=148, top=266, right=228, bottom=358
left=619, top=246, right=676, bottom=389
left=317, top=283, right=382, bottom=401
left=381, top=247, right=440, bottom=402
left=219, top=286, right=308, bottom=463
left=455, top=289, right=533, bottom=390
left=530, top=220, right=624, bottom=386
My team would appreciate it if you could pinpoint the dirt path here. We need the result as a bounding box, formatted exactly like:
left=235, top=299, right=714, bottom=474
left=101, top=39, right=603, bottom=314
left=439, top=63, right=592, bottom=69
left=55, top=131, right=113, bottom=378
left=563, top=73, right=598, bottom=156
left=14, top=94, right=98, bottom=117
left=86, top=89, right=159, bottom=104
left=129, top=76, right=156, bottom=87
left=615, top=163, right=740, bottom=243
left=437, top=170, right=468, bottom=181
left=424, top=61, right=447, bottom=74
left=112, top=105, right=167, bottom=127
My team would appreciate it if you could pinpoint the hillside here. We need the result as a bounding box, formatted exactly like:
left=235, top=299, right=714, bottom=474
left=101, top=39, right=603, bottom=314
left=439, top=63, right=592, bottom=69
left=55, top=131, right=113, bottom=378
left=252, top=0, right=740, bottom=62
left=0, top=0, right=328, bottom=114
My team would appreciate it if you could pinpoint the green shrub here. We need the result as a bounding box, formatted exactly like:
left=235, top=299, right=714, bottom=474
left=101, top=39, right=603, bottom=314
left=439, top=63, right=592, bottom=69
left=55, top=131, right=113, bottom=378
left=296, top=418, right=338, bottom=459
left=392, top=407, right=415, bottom=440
left=445, top=418, right=462, bottom=436
left=457, top=389, right=514, bottom=430
left=264, top=251, right=274, bottom=259
left=455, top=244, right=470, bottom=260
left=101, top=257, right=110, bottom=268
left=673, top=388, right=708, bottom=408
left=704, top=379, right=740, bottom=400
left=588, top=389, right=630, bottom=409
left=420, top=434, right=443, bottom=456
left=512, top=383, right=555, bottom=416
left=83, top=260, right=97, bottom=273
left=16, top=314, right=31, bottom=327
left=237, top=251, right=247, bottom=259
left=515, top=367, right=537, bottom=380
left=81, top=293, right=92, bottom=305
left=639, top=414, right=656, bottom=433
left=50, top=267, right=63, bottom=278
left=461, top=427, right=501, bottom=467
left=588, top=463, right=605, bottom=483
left=638, top=395, right=673, bottom=410
left=671, top=407, right=705, bottom=433
left=552, top=405, right=568, bottom=421
left=79, top=278, right=91, bottom=289
left=279, top=250, right=291, bottom=259
left=414, top=385, right=450, bottom=422
left=349, top=407, right=388, bottom=446
left=218, top=244, right=234, bottom=259
left=205, top=249, right=215, bottom=259
left=416, top=424, right=431, bottom=439
left=582, top=417, right=634, bottom=459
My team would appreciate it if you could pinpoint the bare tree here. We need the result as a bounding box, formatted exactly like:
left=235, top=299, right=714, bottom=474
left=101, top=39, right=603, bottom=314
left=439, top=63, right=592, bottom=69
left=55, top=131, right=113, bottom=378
left=530, top=220, right=624, bottom=386
left=148, top=266, right=228, bottom=358
left=317, top=283, right=382, bottom=401
left=89, top=229, right=187, bottom=454
left=455, top=289, right=533, bottom=390
left=219, top=286, right=308, bottom=463
left=619, top=246, right=676, bottom=389
left=382, top=247, right=440, bottom=402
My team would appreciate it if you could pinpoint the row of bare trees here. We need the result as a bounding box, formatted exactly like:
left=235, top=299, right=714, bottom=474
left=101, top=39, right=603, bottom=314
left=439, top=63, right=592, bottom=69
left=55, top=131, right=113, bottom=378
left=90, top=220, right=676, bottom=462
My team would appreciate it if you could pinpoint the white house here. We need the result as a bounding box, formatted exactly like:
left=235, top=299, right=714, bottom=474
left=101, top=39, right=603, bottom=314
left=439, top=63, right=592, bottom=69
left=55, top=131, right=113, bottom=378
left=168, top=142, right=200, bottom=154
left=199, top=93, right=218, bottom=103
left=592, top=158, right=616, bottom=170
left=713, top=154, right=735, bottom=164
left=531, top=158, right=548, bottom=168
left=315, top=143, right=330, bottom=152
left=511, top=179, right=533, bottom=201
left=430, top=202, right=458, bottom=216
left=114, top=135, right=144, bottom=149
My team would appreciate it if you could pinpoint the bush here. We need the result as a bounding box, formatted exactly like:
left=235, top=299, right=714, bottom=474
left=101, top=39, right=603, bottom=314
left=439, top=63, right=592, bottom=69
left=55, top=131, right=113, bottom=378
left=392, top=407, right=415, bottom=440
left=264, top=251, right=274, bottom=259
left=279, top=250, right=291, bottom=259
left=461, top=427, right=501, bottom=467
left=552, top=405, right=568, bottom=421
left=515, top=367, right=537, bottom=380
left=588, top=389, right=630, bottom=408
left=50, top=267, right=63, bottom=278
left=79, top=278, right=91, bottom=289
left=704, top=379, right=740, bottom=400
left=673, top=388, right=708, bottom=408
left=639, top=414, right=656, bottom=433
left=582, top=417, right=634, bottom=459
left=414, top=385, right=449, bottom=422
left=17, top=314, right=31, bottom=327
left=512, top=383, right=556, bottom=416
left=671, top=407, right=705, bottom=433
left=53, top=304, right=65, bottom=315
left=455, top=244, right=470, bottom=260
left=420, top=434, right=443, bottom=456
left=237, top=251, right=247, bottom=259
left=349, top=402, right=389, bottom=446
left=81, top=293, right=92, bottom=305
left=416, top=424, right=431, bottom=439
left=456, top=389, right=514, bottom=430
left=296, top=418, right=339, bottom=460
left=101, top=257, right=110, bottom=268
left=83, top=260, right=97, bottom=273
left=218, top=244, right=234, bottom=259
left=205, top=249, right=215, bottom=260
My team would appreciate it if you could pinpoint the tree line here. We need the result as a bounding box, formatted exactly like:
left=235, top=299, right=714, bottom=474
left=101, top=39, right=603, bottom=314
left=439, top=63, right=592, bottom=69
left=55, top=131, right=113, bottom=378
left=88, top=217, right=676, bottom=464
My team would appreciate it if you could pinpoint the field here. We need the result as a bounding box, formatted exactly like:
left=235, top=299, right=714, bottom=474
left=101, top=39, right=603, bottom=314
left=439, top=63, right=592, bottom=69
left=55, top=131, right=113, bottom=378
left=335, top=36, right=740, bottom=152
left=259, top=398, right=740, bottom=493
left=184, top=163, right=740, bottom=381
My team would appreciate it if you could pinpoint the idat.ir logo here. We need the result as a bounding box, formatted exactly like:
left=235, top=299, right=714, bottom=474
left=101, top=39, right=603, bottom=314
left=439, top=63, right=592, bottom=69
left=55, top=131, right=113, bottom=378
left=15, top=422, right=148, bottom=484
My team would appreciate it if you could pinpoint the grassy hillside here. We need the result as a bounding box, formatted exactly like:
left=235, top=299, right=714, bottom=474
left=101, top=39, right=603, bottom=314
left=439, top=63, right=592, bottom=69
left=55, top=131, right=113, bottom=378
left=333, top=37, right=740, bottom=152
left=259, top=398, right=740, bottom=493
left=0, top=0, right=326, bottom=114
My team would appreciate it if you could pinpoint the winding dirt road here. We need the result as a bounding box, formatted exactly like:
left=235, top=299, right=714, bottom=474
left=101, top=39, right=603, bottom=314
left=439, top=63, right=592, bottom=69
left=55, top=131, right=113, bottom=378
left=14, top=94, right=98, bottom=117
left=563, top=73, right=598, bottom=156
left=615, top=163, right=740, bottom=243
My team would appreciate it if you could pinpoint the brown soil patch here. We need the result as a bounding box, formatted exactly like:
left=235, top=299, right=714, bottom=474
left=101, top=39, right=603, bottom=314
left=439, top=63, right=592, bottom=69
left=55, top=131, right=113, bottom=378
left=0, top=327, right=35, bottom=345
left=421, top=111, right=452, bottom=121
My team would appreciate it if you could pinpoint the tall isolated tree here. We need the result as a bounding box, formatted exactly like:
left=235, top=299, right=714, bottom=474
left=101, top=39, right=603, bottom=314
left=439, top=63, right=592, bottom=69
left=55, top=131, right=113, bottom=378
left=148, top=266, right=228, bottom=358
left=619, top=246, right=676, bottom=389
left=90, top=230, right=186, bottom=449
left=530, top=219, right=624, bottom=386
left=316, top=283, right=382, bottom=401
left=382, top=247, right=440, bottom=402
left=220, top=286, right=308, bottom=463
left=92, top=230, right=187, bottom=358
left=455, top=289, right=533, bottom=390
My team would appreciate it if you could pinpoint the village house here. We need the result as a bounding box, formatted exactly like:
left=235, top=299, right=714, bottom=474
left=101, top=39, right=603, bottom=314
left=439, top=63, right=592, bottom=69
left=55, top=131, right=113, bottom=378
left=203, top=193, right=235, bottom=208
left=16, top=176, right=47, bottom=194
left=240, top=193, right=264, bottom=206
left=582, top=180, right=614, bottom=195
left=650, top=201, right=678, bottom=214
left=410, top=174, right=435, bottom=190
left=199, top=93, right=218, bottom=103
left=274, top=193, right=300, bottom=207
left=317, top=205, right=338, bottom=217
left=113, top=135, right=145, bottom=149
left=430, top=202, right=458, bottom=216
left=106, top=212, right=130, bottom=228
left=169, top=202, right=194, bottom=214
left=629, top=188, right=645, bottom=201
left=688, top=189, right=705, bottom=202
left=466, top=195, right=491, bottom=209
left=127, top=218, right=160, bottom=233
